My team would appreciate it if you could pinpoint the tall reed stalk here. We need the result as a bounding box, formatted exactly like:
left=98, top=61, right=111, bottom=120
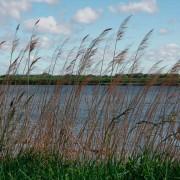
left=0, top=17, right=179, bottom=161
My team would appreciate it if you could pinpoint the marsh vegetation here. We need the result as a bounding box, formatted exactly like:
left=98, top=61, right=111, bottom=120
left=0, top=16, right=179, bottom=179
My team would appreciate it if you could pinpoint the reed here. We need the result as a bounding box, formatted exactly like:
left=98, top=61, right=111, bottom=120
left=0, top=17, right=179, bottom=164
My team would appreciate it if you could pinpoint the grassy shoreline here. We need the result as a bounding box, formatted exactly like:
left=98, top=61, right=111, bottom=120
left=0, top=74, right=179, bottom=85
left=1, top=152, right=179, bottom=179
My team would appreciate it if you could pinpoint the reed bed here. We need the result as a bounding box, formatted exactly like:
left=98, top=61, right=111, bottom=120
left=0, top=17, right=179, bottom=164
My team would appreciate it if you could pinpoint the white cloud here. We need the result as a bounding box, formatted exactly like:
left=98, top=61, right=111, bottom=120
left=0, top=0, right=31, bottom=19
left=147, top=43, right=180, bottom=64
left=74, top=7, right=101, bottom=24
left=40, top=36, right=53, bottom=49
left=141, top=43, right=180, bottom=72
left=159, top=28, right=169, bottom=35
left=168, top=18, right=177, bottom=25
left=24, top=16, right=71, bottom=35
left=31, top=0, right=58, bottom=4
left=109, top=0, right=158, bottom=14
left=0, top=0, right=58, bottom=21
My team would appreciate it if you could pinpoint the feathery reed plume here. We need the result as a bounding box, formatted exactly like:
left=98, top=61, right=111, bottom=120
left=26, top=21, right=40, bottom=76
left=170, top=60, right=180, bottom=73
left=49, top=38, right=69, bottom=75
left=0, top=41, right=6, bottom=48
left=62, top=47, right=76, bottom=74
left=114, top=46, right=130, bottom=75
left=117, top=15, right=132, bottom=41
left=0, top=16, right=179, bottom=162
left=68, top=35, right=89, bottom=75
left=27, top=57, right=41, bottom=75
left=130, top=29, right=153, bottom=73
left=9, top=24, right=20, bottom=67
left=110, top=15, right=132, bottom=77
left=99, top=40, right=109, bottom=76
left=78, top=28, right=112, bottom=75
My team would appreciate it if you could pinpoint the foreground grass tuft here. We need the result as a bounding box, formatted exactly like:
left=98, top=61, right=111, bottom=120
left=0, top=153, right=179, bottom=179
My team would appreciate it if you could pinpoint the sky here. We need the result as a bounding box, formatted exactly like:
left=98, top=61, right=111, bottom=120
left=0, top=0, right=180, bottom=74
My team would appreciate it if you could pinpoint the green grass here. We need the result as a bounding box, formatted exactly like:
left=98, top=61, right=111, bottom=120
left=0, top=152, right=179, bottom=180
left=0, top=74, right=179, bottom=85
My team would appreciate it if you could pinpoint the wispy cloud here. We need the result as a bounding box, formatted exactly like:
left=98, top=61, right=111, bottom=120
left=159, top=28, right=169, bottom=35
left=40, top=36, right=52, bottom=49
left=109, top=0, right=158, bottom=14
left=147, top=43, right=180, bottom=63
left=0, top=0, right=30, bottom=20
left=24, top=16, right=71, bottom=35
left=0, top=0, right=59, bottom=21
left=31, top=0, right=58, bottom=5
left=73, top=7, right=101, bottom=24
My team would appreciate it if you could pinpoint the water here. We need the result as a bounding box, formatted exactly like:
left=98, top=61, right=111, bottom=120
left=1, top=85, right=179, bottom=123
left=0, top=85, right=179, bottom=150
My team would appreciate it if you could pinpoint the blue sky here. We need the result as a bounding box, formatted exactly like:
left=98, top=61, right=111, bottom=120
left=0, top=0, right=180, bottom=74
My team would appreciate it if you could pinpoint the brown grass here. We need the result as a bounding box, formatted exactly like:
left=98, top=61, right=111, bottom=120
left=0, top=18, right=179, bottom=161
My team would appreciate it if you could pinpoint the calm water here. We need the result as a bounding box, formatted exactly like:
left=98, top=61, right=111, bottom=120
left=1, top=85, right=179, bottom=124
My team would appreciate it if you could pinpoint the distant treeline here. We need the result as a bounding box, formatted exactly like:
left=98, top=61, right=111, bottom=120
left=0, top=73, right=179, bottom=85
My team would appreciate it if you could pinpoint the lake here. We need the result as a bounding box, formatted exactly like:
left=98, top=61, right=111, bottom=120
left=1, top=85, right=179, bottom=124
left=0, top=85, right=179, bottom=152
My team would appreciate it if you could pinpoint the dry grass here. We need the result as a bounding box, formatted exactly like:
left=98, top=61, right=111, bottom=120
left=0, top=18, right=179, bottom=162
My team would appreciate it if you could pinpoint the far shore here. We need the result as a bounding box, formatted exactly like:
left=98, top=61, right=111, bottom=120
left=0, top=73, right=179, bottom=86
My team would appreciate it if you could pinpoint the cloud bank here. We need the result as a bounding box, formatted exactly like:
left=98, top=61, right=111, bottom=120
left=24, top=16, right=71, bottom=35
left=74, top=7, right=101, bottom=24
left=109, top=0, right=158, bottom=14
